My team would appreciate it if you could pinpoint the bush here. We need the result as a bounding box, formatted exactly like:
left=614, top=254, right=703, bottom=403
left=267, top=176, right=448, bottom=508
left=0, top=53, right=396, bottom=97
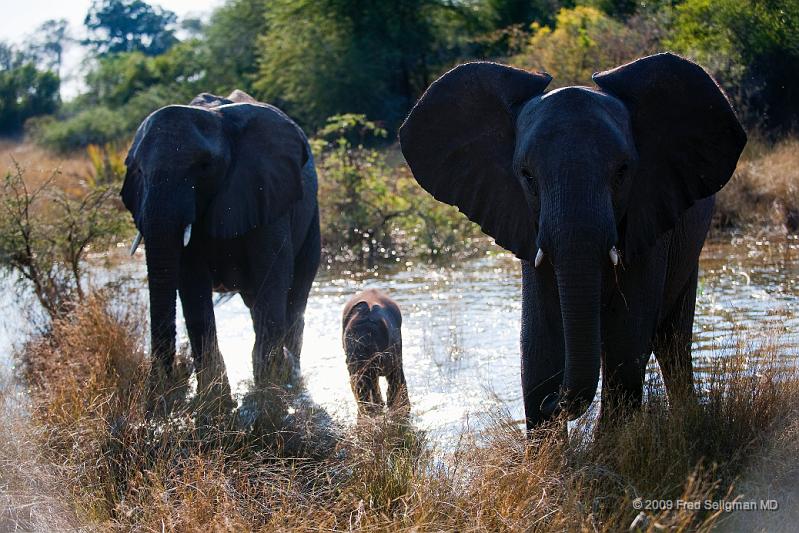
left=0, top=164, right=129, bottom=321
left=512, top=6, right=665, bottom=87
left=668, top=0, right=799, bottom=133
left=0, top=52, right=60, bottom=135
left=33, top=107, right=127, bottom=153
left=313, top=114, right=486, bottom=264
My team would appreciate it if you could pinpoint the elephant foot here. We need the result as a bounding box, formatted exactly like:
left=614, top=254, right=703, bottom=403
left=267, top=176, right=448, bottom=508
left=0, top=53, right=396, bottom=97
left=253, top=346, right=301, bottom=391
left=194, top=355, right=236, bottom=419
left=145, top=356, right=191, bottom=419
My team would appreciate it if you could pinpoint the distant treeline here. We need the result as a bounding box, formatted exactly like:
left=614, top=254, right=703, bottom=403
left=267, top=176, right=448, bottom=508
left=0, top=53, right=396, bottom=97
left=1, top=0, right=797, bottom=151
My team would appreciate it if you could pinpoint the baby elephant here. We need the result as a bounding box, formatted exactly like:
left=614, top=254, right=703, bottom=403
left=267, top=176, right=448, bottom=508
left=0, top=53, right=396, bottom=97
left=342, top=289, right=409, bottom=416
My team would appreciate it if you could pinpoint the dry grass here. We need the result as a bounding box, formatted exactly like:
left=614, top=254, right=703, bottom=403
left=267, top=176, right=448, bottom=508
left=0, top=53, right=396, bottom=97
left=0, top=140, right=94, bottom=196
left=2, top=291, right=799, bottom=531
left=715, top=137, right=799, bottom=233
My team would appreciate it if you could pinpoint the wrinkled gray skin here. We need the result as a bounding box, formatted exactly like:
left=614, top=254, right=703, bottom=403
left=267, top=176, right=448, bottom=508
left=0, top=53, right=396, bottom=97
left=342, top=289, right=409, bottom=416
left=122, top=90, right=320, bottom=411
left=399, top=53, right=746, bottom=432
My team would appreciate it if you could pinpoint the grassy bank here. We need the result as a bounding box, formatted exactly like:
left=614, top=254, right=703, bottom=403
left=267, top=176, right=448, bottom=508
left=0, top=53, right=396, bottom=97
left=714, top=137, right=799, bottom=234
left=2, top=291, right=798, bottom=531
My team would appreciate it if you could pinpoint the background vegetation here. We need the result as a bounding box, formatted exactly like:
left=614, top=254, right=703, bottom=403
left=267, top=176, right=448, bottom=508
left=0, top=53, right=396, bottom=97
left=0, top=0, right=796, bottom=264
left=3, top=0, right=797, bottom=147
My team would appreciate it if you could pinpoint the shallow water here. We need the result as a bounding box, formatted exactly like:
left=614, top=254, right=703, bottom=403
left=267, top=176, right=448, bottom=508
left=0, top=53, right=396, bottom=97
left=2, top=235, right=798, bottom=446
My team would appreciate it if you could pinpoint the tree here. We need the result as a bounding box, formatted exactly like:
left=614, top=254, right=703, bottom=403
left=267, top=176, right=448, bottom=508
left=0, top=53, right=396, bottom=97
left=669, top=0, right=799, bottom=134
left=0, top=43, right=60, bottom=135
left=482, top=0, right=563, bottom=28
left=512, top=6, right=661, bottom=87
left=31, top=19, right=71, bottom=75
left=255, top=0, right=445, bottom=130
left=83, top=0, right=178, bottom=57
left=203, top=0, right=268, bottom=95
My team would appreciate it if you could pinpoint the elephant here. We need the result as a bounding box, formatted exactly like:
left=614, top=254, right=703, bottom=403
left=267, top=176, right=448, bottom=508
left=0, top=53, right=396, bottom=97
left=342, top=289, right=409, bottom=416
left=122, top=90, right=321, bottom=412
left=399, top=53, right=746, bottom=432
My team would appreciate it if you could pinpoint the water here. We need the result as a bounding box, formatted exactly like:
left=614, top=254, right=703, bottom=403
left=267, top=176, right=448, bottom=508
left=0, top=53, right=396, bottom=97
left=2, top=236, right=798, bottom=446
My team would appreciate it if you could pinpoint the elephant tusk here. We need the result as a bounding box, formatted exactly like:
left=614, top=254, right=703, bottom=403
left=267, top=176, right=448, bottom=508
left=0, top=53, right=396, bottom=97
left=534, top=248, right=545, bottom=268
left=609, top=246, right=619, bottom=266
left=183, top=224, right=192, bottom=247
left=129, top=232, right=142, bottom=256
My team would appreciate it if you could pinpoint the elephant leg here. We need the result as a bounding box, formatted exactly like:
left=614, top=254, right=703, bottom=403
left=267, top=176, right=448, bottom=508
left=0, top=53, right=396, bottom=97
left=250, top=292, right=291, bottom=389
left=599, top=292, right=650, bottom=429
left=520, top=260, right=565, bottom=433
left=599, top=240, right=669, bottom=429
left=352, top=368, right=381, bottom=416
left=285, top=211, right=321, bottom=358
left=242, top=221, right=296, bottom=389
left=370, top=370, right=385, bottom=408
left=178, top=260, right=233, bottom=410
left=386, top=353, right=410, bottom=415
left=599, top=348, right=646, bottom=429
left=653, top=267, right=698, bottom=404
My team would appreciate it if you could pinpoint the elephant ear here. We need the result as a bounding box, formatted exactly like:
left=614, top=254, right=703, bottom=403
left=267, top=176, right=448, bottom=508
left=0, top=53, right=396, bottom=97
left=206, top=102, right=309, bottom=238
left=593, top=52, right=746, bottom=260
left=121, top=123, right=148, bottom=230
left=399, top=62, right=551, bottom=261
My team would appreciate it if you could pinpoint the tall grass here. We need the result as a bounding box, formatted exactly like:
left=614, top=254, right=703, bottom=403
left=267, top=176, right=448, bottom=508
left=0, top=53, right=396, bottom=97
left=715, top=137, right=799, bottom=233
left=3, top=290, right=798, bottom=531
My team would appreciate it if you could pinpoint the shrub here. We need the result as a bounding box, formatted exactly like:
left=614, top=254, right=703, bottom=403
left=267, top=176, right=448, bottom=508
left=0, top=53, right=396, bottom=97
left=313, top=114, right=486, bottom=263
left=33, top=107, right=127, bottom=153
left=512, top=6, right=665, bottom=87
left=0, top=164, right=129, bottom=321
left=668, top=0, right=799, bottom=133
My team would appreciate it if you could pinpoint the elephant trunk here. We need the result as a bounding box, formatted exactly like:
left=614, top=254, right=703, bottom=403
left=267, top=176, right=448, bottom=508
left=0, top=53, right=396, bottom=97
left=144, top=236, right=182, bottom=375
left=541, top=249, right=604, bottom=421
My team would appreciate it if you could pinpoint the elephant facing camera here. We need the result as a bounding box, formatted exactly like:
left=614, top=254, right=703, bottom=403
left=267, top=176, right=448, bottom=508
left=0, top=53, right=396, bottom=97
left=122, top=89, right=321, bottom=418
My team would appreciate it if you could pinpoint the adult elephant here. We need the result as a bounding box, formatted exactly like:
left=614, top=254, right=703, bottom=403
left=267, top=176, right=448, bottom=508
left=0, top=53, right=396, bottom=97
left=122, top=90, right=320, bottom=411
left=399, top=53, right=746, bottom=432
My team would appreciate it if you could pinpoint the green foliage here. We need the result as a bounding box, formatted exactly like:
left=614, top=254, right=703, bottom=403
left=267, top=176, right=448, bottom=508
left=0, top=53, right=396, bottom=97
left=83, top=0, right=178, bottom=57
left=512, top=6, right=663, bottom=86
left=482, top=0, right=564, bottom=27
left=256, top=0, right=445, bottom=129
left=36, top=42, right=206, bottom=151
left=314, top=114, right=484, bottom=263
left=668, top=0, right=799, bottom=132
left=0, top=46, right=60, bottom=135
left=85, top=42, right=205, bottom=108
left=203, top=0, right=267, bottom=95
left=314, top=114, right=411, bottom=262
left=0, top=164, right=128, bottom=320
left=579, top=0, right=639, bottom=18
left=33, top=107, right=126, bottom=153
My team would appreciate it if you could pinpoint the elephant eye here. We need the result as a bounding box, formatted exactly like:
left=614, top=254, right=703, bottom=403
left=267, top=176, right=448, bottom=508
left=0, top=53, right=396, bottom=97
left=521, top=167, right=534, bottom=181
left=521, top=168, right=539, bottom=197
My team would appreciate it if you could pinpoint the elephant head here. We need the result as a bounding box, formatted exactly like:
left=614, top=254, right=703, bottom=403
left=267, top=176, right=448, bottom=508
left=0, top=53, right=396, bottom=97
left=122, top=101, right=308, bottom=369
left=399, top=53, right=746, bottom=421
